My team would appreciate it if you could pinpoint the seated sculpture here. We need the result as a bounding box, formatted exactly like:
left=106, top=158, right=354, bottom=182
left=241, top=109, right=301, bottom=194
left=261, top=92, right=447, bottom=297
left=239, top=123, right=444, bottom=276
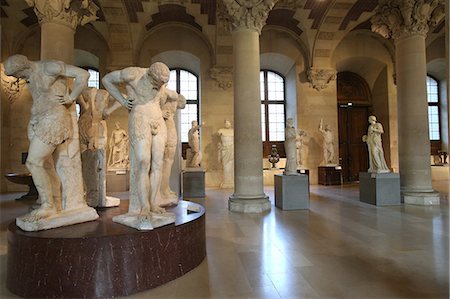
left=362, top=115, right=390, bottom=173
left=3, top=54, right=98, bottom=231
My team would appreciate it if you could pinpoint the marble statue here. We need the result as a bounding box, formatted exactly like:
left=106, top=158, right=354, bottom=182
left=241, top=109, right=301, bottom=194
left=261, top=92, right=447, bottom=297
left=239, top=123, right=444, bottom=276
left=217, top=119, right=234, bottom=188
left=319, top=119, right=335, bottom=166
left=296, top=129, right=307, bottom=168
left=102, top=62, right=185, bottom=230
left=3, top=54, right=98, bottom=231
left=186, top=120, right=202, bottom=168
left=159, top=92, right=186, bottom=207
left=284, top=118, right=298, bottom=175
left=362, top=115, right=390, bottom=173
left=107, top=122, right=129, bottom=170
left=78, top=87, right=120, bottom=207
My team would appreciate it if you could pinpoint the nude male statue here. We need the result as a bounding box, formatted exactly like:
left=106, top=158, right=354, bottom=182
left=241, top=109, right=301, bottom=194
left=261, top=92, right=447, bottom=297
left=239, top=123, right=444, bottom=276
left=319, top=119, right=335, bottom=165
left=102, top=62, right=184, bottom=221
left=3, top=54, right=90, bottom=222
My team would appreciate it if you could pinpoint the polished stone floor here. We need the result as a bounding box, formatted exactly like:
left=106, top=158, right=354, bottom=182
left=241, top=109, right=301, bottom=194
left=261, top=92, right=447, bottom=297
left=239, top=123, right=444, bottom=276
left=0, top=181, right=448, bottom=299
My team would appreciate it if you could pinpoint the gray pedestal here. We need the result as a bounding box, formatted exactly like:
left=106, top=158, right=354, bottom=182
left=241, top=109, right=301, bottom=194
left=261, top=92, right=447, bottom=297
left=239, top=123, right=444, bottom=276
left=359, top=172, right=401, bottom=206
left=183, top=168, right=205, bottom=198
left=274, top=174, right=309, bottom=210
left=106, top=170, right=129, bottom=192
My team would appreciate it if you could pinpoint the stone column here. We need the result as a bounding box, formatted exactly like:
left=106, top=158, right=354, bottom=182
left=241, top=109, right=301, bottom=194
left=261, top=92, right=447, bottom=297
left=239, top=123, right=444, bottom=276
left=371, top=0, right=445, bottom=205
left=222, top=0, right=277, bottom=213
left=27, top=0, right=98, bottom=209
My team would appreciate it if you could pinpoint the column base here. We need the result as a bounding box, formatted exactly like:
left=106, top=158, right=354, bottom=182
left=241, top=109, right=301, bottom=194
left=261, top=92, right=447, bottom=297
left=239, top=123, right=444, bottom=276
left=228, top=194, right=271, bottom=213
left=402, top=191, right=440, bottom=206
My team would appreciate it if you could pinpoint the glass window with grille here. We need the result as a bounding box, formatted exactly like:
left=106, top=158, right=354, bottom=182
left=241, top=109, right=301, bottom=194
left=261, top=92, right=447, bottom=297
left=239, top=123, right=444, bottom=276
left=168, top=69, right=199, bottom=143
left=427, top=76, right=440, bottom=141
left=87, top=69, right=100, bottom=88
left=260, top=70, right=286, bottom=150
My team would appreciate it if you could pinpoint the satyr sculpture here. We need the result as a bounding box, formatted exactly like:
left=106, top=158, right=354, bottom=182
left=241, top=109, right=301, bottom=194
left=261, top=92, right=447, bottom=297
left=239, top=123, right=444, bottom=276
left=362, top=115, right=390, bottom=173
left=217, top=119, right=234, bottom=188
left=3, top=54, right=98, bottom=231
left=102, top=62, right=185, bottom=230
left=319, top=119, right=335, bottom=165
left=107, top=122, right=129, bottom=169
left=78, top=87, right=120, bottom=207
left=186, top=120, right=202, bottom=168
left=284, top=118, right=298, bottom=175
left=296, top=129, right=307, bottom=168
left=159, top=91, right=186, bottom=207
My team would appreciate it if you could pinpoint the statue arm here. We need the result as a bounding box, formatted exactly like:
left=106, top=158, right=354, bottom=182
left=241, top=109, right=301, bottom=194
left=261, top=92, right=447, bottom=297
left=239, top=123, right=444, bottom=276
left=77, top=91, right=89, bottom=111
left=102, top=68, right=135, bottom=109
left=63, top=64, right=90, bottom=103
left=103, top=99, right=122, bottom=119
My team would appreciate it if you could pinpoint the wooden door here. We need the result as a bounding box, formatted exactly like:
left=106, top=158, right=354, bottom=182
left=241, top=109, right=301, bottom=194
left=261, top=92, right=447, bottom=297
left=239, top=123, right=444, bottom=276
left=338, top=106, right=369, bottom=182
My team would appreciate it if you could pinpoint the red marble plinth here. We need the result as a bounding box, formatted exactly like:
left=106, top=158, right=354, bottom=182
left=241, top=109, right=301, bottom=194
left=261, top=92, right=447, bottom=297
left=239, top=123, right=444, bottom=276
left=7, top=200, right=206, bottom=298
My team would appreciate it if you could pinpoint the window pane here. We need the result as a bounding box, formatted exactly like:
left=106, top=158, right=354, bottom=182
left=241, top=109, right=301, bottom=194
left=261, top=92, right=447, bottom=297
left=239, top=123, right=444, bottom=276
left=87, top=69, right=99, bottom=88
left=428, top=106, right=440, bottom=140
left=268, top=104, right=285, bottom=141
left=180, top=70, right=197, bottom=100
left=168, top=70, right=177, bottom=90
left=267, top=71, right=284, bottom=101
left=260, top=71, right=265, bottom=102
left=261, top=104, right=266, bottom=142
left=427, top=76, right=439, bottom=103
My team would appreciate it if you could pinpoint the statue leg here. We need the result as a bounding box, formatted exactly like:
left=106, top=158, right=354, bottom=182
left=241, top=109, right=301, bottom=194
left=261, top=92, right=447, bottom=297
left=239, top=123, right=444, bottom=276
left=160, top=144, right=176, bottom=196
left=150, top=129, right=167, bottom=214
left=24, top=137, right=57, bottom=220
left=132, top=139, right=152, bottom=214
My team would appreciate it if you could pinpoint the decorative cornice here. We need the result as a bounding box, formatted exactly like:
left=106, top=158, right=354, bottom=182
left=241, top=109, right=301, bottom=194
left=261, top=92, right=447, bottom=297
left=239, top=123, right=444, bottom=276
left=221, top=0, right=278, bottom=34
left=25, top=0, right=98, bottom=30
left=210, top=66, right=233, bottom=90
left=371, top=0, right=445, bottom=41
left=306, top=68, right=336, bottom=91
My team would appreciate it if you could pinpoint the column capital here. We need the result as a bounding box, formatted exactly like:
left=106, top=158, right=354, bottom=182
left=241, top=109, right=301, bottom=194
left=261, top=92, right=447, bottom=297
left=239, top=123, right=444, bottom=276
left=371, top=0, right=445, bottom=41
left=25, top=0, right=99, bottom=30
left=221, top=0, right=278, bottom=34
left=306, top=67, right=336, bottom=91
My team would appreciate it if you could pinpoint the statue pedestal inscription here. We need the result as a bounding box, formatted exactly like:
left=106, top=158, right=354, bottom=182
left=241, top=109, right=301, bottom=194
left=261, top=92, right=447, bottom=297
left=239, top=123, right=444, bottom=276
left=359, top=172, right=401, bottom=206
left=274, top=174, right=309, bottom=210
left=183, top=168, right=206, bottom=198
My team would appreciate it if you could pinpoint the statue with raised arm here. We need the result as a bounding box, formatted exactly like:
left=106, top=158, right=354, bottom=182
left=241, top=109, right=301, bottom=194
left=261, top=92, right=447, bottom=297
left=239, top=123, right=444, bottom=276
left=3, top=54, right=98, bottom=231
left=217, top=119, right=234, bottom=188
left=319, top=119, right=335, bottom=166
left=159, top=91, right=186, bottom=207
left=284, top=118, right=298, bottom=175
left=78, top=87, right=120, bottom=208
left=102, top=62, right=185, bottom=230
left=107, top=122, right=129, bottom=169
left=362, top=115, right=390, bottom=173
left=186, top=120, right=202, bottom=168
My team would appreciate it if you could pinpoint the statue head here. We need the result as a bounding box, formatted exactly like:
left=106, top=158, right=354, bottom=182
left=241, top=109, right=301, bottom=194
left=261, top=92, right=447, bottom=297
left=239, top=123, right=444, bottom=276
left=148, top=62, right=170, bottom=88
left=192, top=120, right=198, bottom=127
left=224, top=119, right=231, bottom=129
left=4, top=54, right=32, bottom=79
left=114, top=121, right=121, bottom=129
left=368, top=115, right=377, bottom=124
left=286, top=118, right=294, bottom=127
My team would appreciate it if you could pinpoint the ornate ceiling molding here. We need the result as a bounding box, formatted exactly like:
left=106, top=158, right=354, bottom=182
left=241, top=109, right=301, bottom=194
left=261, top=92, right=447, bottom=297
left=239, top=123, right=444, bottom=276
left=306, top=67, right=336, bottom=91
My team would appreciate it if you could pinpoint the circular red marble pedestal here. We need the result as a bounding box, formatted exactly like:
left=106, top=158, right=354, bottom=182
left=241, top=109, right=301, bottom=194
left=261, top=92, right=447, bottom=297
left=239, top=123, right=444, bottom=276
left=4, top=173, right=38, bottom=200
left=7, top=200, right=206, bottom=298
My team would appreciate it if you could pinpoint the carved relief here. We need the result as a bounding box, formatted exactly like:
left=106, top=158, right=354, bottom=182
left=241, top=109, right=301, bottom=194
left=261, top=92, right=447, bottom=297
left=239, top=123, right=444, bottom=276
left=210, top=66, right=233, bottom=89
left=371, top=0, right=445, bottom=40
left=25, top=0, right=99, bottom=29
left=221, top=0, right=278, bottom=34
left=1, top=64, right=26, bottom=102
left=306, top=67, right=336, bottom=91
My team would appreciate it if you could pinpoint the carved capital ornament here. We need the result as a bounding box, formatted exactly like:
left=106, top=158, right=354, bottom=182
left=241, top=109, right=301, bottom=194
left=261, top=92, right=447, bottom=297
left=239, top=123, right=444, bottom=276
left=306, top=68, right=337, bottom=91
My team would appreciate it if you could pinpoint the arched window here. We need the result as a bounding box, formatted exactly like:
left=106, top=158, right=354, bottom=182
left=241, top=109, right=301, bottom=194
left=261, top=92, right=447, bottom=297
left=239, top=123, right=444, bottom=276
left=427, top=75, right=440, bottom=141
left=87, top=68, right=100, bottom=88
left=260, top=70, right=286, bottom=156
left=168, top=69, right=199, bottom=143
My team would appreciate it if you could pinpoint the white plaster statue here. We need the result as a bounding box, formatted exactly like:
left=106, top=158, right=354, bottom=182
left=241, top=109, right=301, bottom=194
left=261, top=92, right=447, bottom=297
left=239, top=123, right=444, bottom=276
left=296, top=129, right=307, bottom=168
left=3, top=54, right=98, bottom=231
left=319, top=119, right=335, bottom=166
left=284, top=118, right=298, bottom=175
left=78, top=87, right=120, bottom=208
left=102, top=62, right=185, bottom=230
left=186, top=120, right=202, bottom=168
left=159, top=91, right=186, bottom=207
left=362, top=115, right=390, bottom=173
left=107, top=122, right=129, bottom=170
left=217, top=119, right=234, bottom=188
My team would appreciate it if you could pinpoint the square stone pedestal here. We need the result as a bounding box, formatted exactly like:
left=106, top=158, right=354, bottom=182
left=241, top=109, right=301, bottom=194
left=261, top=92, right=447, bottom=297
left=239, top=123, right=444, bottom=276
left=359, top=172, right=401, bottom=206
left=183, top=168, right=205, bottom=198
left=318, top=166, right=342, bottom=185
left=274, top=174, right=309, bottom=210
left=106, top=170, right=129, bottom=192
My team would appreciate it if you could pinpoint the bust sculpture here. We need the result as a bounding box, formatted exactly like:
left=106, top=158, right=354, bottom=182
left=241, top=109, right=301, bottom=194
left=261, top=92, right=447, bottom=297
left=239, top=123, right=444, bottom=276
left=217, top=119, right=234, bottom=188
left=319, top=119, right=335, bottom=165
left=362, top=115, right=390, bottom=173
left=284, top=118, right=298, bottom=175
left=3, top=54, right=98, bottom=231
left=107, top=122, right=129, bottom=169
left=186, top=120, right=202, bottom=168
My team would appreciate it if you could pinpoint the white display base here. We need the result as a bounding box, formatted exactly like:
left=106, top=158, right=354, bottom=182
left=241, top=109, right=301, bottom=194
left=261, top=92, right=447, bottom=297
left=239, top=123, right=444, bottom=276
left=403, top=192, right=440, bottom=206
left=16, top=206, right=99, bottom=232
left=112, top=212, right=176, bottom=231
left=102, top=196, right=121, bottom=207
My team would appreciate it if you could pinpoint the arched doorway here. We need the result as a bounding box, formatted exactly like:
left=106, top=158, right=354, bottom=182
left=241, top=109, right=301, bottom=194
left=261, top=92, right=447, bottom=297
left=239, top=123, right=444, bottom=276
left=337, top=72, right=371, bottom=182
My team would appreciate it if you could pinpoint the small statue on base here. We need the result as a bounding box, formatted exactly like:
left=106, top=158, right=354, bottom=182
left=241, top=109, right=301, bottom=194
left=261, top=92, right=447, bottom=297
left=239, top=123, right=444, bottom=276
left=4, top=54, right=98, bottom=231
left=362, top=115, right=390, bottom=173
left=296, top=129, right=307, bottom=168
left=284, top=118, right=298, bottom=175
left=107, top=122, right=129, bottom=170
left=217, top=119, right=234, bottom=188
left=186, top=120, right=203, bottom=168
left=319, top=119, right=336, bottom=166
